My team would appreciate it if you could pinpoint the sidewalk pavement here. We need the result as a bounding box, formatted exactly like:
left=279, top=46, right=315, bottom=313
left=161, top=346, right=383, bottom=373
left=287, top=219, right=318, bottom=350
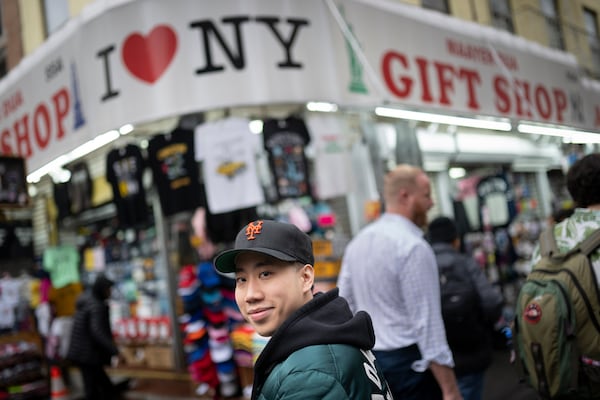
left=63, top=349, right=534, bottom=400
left=483, top=349, right=538, bottom=400
left=65, top=373, right=246, bottom=400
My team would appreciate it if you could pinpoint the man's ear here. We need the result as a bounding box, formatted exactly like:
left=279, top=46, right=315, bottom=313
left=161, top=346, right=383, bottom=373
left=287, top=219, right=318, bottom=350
left=300, top=264, right=315, bottom=292
left=398, top=187, right=410, bottom=203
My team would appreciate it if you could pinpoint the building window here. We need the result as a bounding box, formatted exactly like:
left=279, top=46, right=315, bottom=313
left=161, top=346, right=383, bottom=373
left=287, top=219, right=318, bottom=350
left=583, top=8, right=600, bottom=74
left=0, top=48, right=7, bottom=79
left=422, top=0, right=450, bottom=14
left=0, top=2, right=4, bottom=38
left=540, top=0, right=564, bottom=50
left=42, top=0, right=69, bottom=36
left=490, top=0, right=514, bottom=33
left=0, top=3, right=5, bottom=79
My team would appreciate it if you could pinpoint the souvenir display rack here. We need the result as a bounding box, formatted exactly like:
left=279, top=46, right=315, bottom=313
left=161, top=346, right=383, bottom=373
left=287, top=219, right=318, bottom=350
left=0, top=332, right=48, bottom=400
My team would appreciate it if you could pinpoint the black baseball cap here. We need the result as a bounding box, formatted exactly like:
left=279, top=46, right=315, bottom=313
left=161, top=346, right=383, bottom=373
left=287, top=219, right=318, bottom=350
left=214, top=220, right=314, bottom=273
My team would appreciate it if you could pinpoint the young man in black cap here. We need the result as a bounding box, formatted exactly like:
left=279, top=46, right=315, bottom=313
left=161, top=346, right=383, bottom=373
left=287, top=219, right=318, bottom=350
left=214, top=219, right=392, bottom=399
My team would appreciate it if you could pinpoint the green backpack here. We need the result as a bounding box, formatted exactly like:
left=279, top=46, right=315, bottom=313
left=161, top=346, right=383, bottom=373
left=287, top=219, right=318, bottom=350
left=515, top=227, right=600, bottom=399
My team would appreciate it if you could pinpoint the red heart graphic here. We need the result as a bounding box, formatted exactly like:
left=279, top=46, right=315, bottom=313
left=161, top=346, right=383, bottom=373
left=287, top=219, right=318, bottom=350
left=122, top=25, right=177, bottom=84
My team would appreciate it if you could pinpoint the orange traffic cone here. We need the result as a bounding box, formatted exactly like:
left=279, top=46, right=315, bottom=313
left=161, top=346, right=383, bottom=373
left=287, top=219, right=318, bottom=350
left=50, top=365, right=69, bottom=399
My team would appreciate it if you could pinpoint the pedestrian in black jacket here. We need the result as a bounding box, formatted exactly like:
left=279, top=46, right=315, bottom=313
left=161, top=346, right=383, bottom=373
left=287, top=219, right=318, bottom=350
left=66, top=274, right=122, bottom=399
left=427, top=216, right=504, bottom=400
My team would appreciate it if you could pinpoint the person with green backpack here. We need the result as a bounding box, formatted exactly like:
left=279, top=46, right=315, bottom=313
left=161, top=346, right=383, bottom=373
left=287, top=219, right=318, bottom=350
left=515, top=152, right=600, bottom=399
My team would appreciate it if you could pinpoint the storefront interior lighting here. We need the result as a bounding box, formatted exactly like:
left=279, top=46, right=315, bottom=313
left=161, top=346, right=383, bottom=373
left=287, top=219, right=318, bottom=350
left=70, top=129, right=120, bottom=160
left=28, top=184, right=38, bottom=198
left=48, top=167, right=72, bottom=184
left=249, top=120, right=263, bottom=134
left=375, top=107, right=512, bottom=132
left=27, top=129, right=121, bottom=183
left=517, top=123, right=600, bottom=144
left=119, top=123, right=134, bottom=135
left=306, top=101, right=338, bottom=112
left=26, top=154, right=69, bottom=183
left=448, top=167, right=466, bottom=179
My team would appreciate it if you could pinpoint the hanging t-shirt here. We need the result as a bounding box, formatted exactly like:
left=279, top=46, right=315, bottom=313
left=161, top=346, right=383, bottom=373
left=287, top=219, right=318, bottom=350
left=476, top=174, right=517, bottom=228
left=196, top=184, right=259, bottom=244
left=49, top=283, right=83, bottom=317
left=306, top=114, right=353, bottom=200
left=0, top=300, right=14, bottom=329
left=67, top=162, right=93, bottom=214
left=262, top=116, right=312, bottom=200
left=53, top=182, right=71, bottom=220
left=457, top=176, right=481, bottom=231
left=43, top=245, right=80, bottom=289
left=147, top=128, right=202, bottom=216
left=106, top=144, right=149, bottom=227
left=0, top=221, right=33, bottom=260
left=194, top=117, right=264, bottom=214
left=0, top=277, right=23, bottom=307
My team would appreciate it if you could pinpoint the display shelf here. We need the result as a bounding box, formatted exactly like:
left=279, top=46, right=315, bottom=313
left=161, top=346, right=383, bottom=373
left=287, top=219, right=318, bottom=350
left=0, top=332, right=48, bottom=400
left=58, top=202, right=117, bottom=229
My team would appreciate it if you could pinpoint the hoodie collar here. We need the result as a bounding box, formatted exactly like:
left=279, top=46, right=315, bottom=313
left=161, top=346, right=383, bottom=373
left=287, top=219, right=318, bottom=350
left=251, top=288, right=375, bottom=398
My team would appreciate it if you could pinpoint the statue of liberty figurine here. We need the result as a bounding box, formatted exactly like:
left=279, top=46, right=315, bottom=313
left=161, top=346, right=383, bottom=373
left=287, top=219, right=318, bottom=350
left=71, top=62, right=86, bottom=130
left=340, top=6, right=368, bottom=94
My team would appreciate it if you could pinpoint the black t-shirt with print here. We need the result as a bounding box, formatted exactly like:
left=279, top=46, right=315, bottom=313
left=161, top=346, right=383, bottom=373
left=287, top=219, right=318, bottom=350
left=196, top=183, right=259, bottom=243
left=262, top=116, right=312, bottom=200
left=106, top=144, right=149, bottom=227
left=147, top=128, right=202, bottom=216
left=53, top=182, right=71, bottom=221
left=67, top=162, right=93, bottom=215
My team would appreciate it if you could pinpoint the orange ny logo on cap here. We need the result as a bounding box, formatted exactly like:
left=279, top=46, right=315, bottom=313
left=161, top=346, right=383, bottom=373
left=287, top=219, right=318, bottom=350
left=245, top=220, right=264, bottom=240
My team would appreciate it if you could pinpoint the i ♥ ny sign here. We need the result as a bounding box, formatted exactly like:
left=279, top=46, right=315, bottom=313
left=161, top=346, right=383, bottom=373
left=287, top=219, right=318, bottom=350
left=0, top=1, right=326, bottom=173
left=96, top=15, right=310, bottom=102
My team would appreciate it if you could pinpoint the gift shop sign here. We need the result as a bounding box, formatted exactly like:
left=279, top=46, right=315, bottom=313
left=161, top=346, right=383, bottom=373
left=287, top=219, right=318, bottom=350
left=1, top=0, right=599, bottom=174
left=338, top=0, right=600, bottom=132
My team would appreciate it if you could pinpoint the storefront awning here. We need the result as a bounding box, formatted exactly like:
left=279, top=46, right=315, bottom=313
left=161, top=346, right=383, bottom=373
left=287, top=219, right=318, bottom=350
left=0, top=0, right=598, bottom=174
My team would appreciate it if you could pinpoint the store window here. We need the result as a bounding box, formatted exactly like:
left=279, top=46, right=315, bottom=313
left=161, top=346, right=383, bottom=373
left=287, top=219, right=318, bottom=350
left=422, top=0, right=450, bottom=14
left=42, top=0, right=69, bottom=36
left=540, top=0, right=564, bottom=50
left=490, top=0, right=514, bottom=33
left=583, top=8, right=600, bottom=75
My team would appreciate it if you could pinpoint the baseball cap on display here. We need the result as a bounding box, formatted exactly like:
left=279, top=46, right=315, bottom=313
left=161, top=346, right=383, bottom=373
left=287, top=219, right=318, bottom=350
left=198, top=261, right=221, bottom=288
left=214, top=220, right=314, bottom=273
left=209, top=339, right=234, bottom=363
left=178, top=265, right=198, bottom=289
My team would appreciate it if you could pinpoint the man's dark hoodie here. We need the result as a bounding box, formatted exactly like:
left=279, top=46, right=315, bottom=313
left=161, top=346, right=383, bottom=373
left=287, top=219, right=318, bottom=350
left=252, top=288, right=392, bottom=399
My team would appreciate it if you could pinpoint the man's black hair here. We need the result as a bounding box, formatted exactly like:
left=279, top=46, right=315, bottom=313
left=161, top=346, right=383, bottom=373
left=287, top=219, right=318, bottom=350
left=566, top=153, right=600, bottom=208
left=427, top=216, right=458, bottom=244
left=552, top=207, right=574, bottom=223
